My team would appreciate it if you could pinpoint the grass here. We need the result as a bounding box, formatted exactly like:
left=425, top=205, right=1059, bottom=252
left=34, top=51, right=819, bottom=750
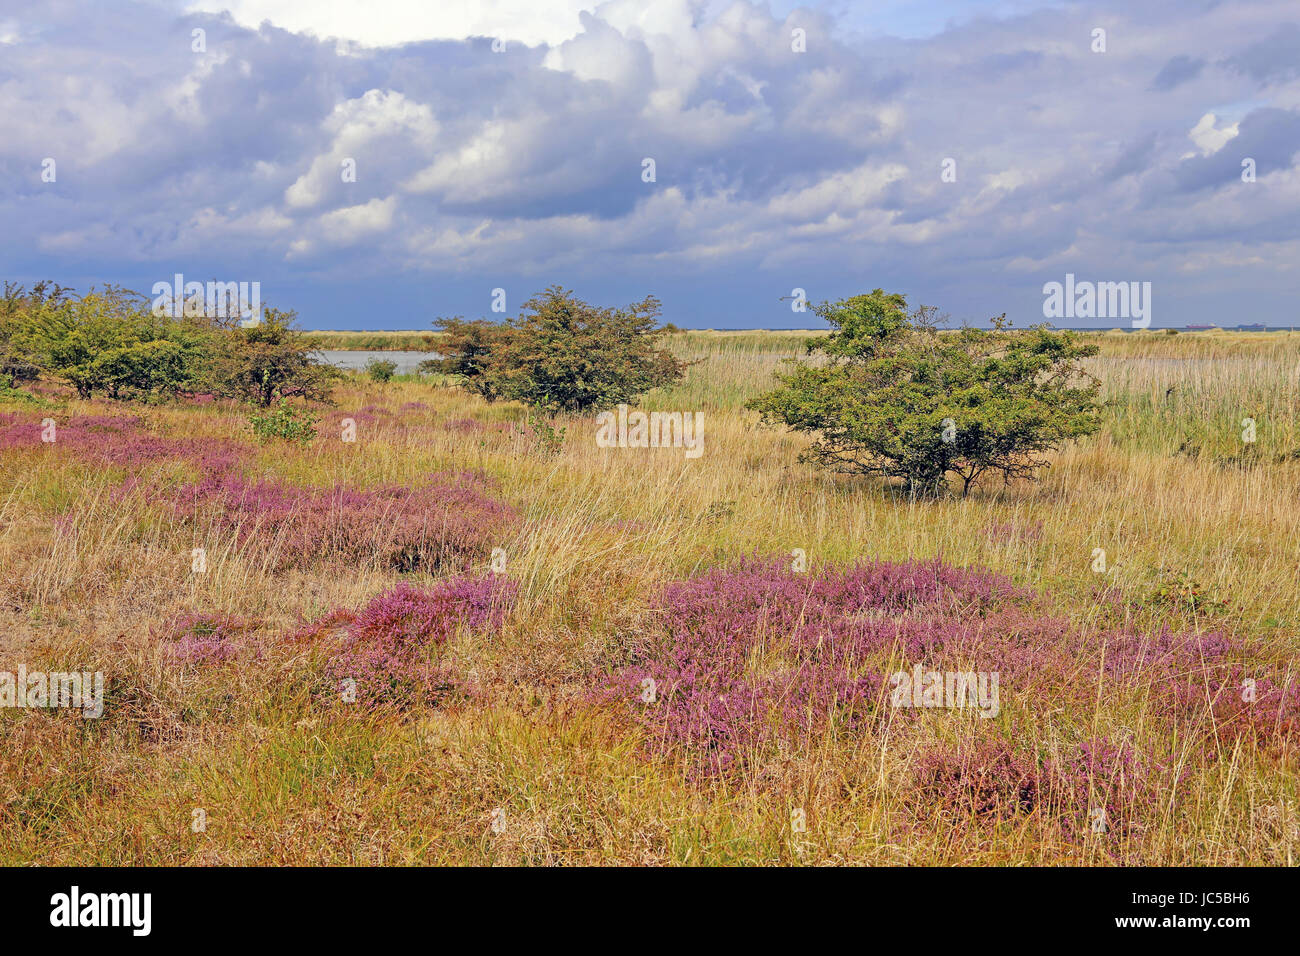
left=303, top=330, right=434, bottom=350
left=0, top=330, right=1297, bottom=865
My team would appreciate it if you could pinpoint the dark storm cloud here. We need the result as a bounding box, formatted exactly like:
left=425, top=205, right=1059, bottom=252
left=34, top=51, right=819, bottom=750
left=1, top=0, right=1297, bottom=327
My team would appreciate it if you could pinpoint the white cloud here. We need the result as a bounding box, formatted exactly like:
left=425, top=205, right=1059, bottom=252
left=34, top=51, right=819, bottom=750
left=1189, top=112, right=1241, bottom=155
left=184, top=0, right=598, bottom=47
left=318, top=196, right=398, bottom=239
left=286, top=90, right=438, bottom=208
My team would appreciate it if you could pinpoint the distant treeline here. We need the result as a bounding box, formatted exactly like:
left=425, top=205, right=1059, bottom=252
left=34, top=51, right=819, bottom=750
left=303, top=330, right=439, bottom=351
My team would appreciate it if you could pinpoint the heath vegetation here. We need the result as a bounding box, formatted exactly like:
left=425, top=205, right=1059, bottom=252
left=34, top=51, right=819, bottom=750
left=0, top=283, right=1296, bottom=866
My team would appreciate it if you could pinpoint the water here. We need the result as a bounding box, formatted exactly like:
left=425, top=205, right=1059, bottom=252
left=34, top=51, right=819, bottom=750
left=317, top=350, right=437, bottom=375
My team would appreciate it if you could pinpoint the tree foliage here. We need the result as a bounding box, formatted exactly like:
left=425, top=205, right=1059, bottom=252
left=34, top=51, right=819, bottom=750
left=424, top=286, right=686, bottom=413
left=2, top=281, right=336, bottom=406
left=9, top=285, right=204, bottom=399
left=205, top=306, right=338, bottom=406
left=747, top=289, right=1101, bottom=496
left=1, top=281, right=70, bottom=385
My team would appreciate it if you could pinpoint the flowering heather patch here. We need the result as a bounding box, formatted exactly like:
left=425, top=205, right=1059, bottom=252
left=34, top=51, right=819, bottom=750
left=172, top=469, right=516, bottom=572
left=1046, top=735, right=1170, bottom=839
left=1097, top=627, right=1236, bottom=684
left=309, top=575, right=517, bottom=710
left=444, top=417, right=486, bottom=433
left=912, top=735, right=1170, bottom=840
left=606, top=556, right=1296, bottom=778
left=160, top=612, right=259, bottom=665
left=0, top=412, right=246, bottom=472
left=1195, top=668, right=1300, bottom=750
left=1089, top=628, right=1300, bottom=749
left=914, top=740, right=1040, bottom=821
left=605, top=556, right=1035, bottom=775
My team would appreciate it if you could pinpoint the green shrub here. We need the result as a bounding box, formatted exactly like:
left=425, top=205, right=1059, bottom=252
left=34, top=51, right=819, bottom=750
left=522, top=406, right=567, bottom=456
left=207, top=307, right=339, bottom=406
left=1, top=281, right=65, bottom=386
left=248, top=399, right=318, bottom=444
left=424, top=286, right=686, bottom=413
left=2, top=280, right=340, bottom=408
left=1147, top=568, right=1232, bottom=617
left=9, top=286, right=203, bottom=399
left=365, top=358, right=398, bottom=383
left=747, top=289, right=1102, bottom=496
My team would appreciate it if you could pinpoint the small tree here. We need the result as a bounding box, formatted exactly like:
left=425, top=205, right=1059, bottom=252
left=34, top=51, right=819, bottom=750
left=747, top=290, right=1101, bottom=496
left=420, top=317, right=498, bottom=400
left=11, top=285, right=199, bottom=399
left=1, top=281, right=70, bottom=385
left=424, top=286, right=686, bottom=413
left=207, top=307, right=338, bottom=406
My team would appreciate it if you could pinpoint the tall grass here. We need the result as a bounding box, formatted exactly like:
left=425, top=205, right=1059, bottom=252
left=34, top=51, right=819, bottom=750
left=0, top=331, right=1296, bottom=865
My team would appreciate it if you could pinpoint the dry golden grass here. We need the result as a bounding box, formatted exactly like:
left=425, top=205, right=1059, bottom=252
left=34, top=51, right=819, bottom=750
left=0, top=330, right=1297, bottom=865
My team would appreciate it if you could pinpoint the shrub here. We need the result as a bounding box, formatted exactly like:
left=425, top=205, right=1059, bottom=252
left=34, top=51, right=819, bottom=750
left=161, top=612, right=258, bottom=665
left=2, top=282, right=341, bottom=408
left=172, top=470, right=517, bottom=572
left=0, top=281, right=67, bottom=386
left=10, top=286, right=204, bottom=400
left=747, top=290, right=1102, bottom=496
left=420, top=317, right=497, bottom=399
left=424, top=286, right=686, bottom=413
left=309, top=576, right=517, bottom=710
left=1146, top=568, right=1232, bottom=617
left=519, top=407, right=566, bottom=456
left=365, top=358, right=398, bottom=383
left=205, top=307, right=338, bottom=406
left=248, top=399, right=318, bottom=444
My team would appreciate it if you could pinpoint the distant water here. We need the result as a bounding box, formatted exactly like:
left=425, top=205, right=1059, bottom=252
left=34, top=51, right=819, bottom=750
left=317, top=350, right=436, bottom=375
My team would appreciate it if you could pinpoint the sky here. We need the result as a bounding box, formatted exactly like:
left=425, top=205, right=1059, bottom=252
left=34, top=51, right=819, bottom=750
left=1, top=0, right=1298, bottom=329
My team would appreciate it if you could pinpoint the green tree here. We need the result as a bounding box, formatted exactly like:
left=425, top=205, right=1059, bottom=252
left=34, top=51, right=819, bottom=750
left=207, top=307, right=338, bottom=406
left=420, top=317, right=499, bottom=400
left=424, top=286, right=686, bottom=413
left=0, top=281, right=69, bottom=385
left=11, top=285, right=199, bottom=399
left=747, top=289, right=1101, bottom=496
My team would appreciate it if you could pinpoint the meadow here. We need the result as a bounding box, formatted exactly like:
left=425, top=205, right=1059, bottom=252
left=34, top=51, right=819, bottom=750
left=1, top=328, right=1297, bottom=865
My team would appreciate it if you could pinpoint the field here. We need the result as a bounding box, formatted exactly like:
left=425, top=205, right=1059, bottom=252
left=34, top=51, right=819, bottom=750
left=1, top=329, right=1297, bottom=865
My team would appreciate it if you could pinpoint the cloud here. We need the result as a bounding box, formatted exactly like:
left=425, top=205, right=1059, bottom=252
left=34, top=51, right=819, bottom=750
left=2, top=0, right=1298, bottom=327
left=1150, top=55, right=1204, bottom=91
left=1189, top=113, right=1240, bottom=155
left=1223, top=22, right=1300, bottom=85
left=183, top=0, right=597, bottom=48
